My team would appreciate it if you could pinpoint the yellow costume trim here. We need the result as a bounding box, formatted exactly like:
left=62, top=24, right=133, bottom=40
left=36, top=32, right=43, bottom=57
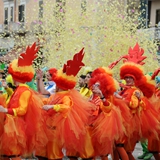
left=19, top=83, right=29, bottom=88
left=13, top=109, right=17, bottom=116
left=129, top=90, right=139, bottom=109
left=54, top=104, right=61, bottom=112
left=57, top=69, right=77, bottom=82
left=102, top=101, right=112, bottom=113
left=11, top=60, right=35, bottom=74
left=138, top=100, right=146, bottom=113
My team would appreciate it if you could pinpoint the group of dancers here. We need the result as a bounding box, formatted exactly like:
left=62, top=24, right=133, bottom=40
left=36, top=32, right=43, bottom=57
left=0, top=42, right=160, bottom=160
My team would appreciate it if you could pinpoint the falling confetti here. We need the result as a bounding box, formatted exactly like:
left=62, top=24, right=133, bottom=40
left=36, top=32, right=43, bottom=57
left=0, top=0, right=159, bottom=78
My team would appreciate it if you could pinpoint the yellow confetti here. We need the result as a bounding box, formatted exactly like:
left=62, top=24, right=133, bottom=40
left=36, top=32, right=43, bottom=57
left=0, top=0, right=159, bottom=79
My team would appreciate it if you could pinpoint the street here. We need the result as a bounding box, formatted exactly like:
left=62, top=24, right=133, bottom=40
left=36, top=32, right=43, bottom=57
left=107, top=142, right=155, bottom=160
left=61, top=142, right=155, bottom=160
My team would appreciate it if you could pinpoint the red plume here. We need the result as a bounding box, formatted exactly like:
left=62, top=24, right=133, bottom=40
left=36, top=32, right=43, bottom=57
left=18, top=42, right=39, bottom=67
left=123, top=43, right=147, bottom=65
left=63, top=48, right=85, bottom=76
left=151, top=68, right=160, bottom=80
left=108, top=56, right=123, bottom=69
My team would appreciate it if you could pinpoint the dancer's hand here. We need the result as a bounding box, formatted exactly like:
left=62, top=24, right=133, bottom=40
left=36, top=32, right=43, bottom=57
left=42, top=105, right=53, bottom=110
left=92, top=83, right=104, bottom=98
left=135, top=90, right=141, bottom=100
left=36, top=69, right=43, bottom=80
left=0, top=105, right=7, bottom=113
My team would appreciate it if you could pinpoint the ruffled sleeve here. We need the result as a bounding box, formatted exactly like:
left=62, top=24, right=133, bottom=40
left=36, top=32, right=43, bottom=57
left=8, top=90, right=31, bottom=116
left=53, top=96, right=72, bottom=118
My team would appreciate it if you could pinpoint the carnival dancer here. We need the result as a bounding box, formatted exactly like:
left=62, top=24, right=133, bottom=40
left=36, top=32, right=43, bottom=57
left=0, top=43, right=48, bottom=159
left=118, top=43, right=160, bottom=160
left=147, top=68, right=160, bottom=160
left=42, top=48, right=95, bottom=160
left=88, top=67, right=130, bottom=160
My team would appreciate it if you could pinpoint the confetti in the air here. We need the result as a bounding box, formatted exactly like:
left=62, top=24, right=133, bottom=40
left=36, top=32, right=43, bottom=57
left=0, top=0, right=159, bottom=77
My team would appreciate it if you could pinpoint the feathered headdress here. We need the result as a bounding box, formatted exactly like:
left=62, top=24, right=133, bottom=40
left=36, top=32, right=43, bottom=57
left=8, top=42, right=39, bottom=83
left=91, top=66, right=113, bottom=77
left=48, top=68, right=57, bottom=77
left=120, top=43, right=156, bottom=97
left=120, top=43, right=146, bottom=85
left=138, top=74, right=156, bottom=98
left=89, top=67, right=119, bottom=98
left=52, top=48, right=85, bottom=90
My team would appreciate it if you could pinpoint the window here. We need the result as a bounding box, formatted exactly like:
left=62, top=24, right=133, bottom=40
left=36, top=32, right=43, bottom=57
left=18, top=5, right=25, bottom=22
left=156, top=9, right=160, bottom=25
left=10, top=6, right=14, bottom=22
left=4, top=7, right=8, bottom=24
left=39, top=0, right=43, bottom=18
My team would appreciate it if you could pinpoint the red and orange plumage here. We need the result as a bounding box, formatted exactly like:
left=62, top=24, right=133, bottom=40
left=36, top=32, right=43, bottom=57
left=18, top=42, right=39, bottom=67
left=63, top=48, right=85, bottom=76
left=123, top=42, right=146, bottom=65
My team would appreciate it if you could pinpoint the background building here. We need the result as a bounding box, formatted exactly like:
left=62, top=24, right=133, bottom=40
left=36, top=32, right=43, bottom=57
left=148, top=0, right=160, bottom=27
left=0, top=0, right=159, bottom=69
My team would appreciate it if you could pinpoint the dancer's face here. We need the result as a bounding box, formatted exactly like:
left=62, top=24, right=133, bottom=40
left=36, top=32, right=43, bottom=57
left=124, top=76, right=134, bottom=86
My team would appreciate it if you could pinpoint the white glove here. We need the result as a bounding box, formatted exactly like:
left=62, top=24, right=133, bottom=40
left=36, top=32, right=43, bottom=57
left=42, top=105, right=53, bottom=111
left=0, top=105, right=7, bottom=113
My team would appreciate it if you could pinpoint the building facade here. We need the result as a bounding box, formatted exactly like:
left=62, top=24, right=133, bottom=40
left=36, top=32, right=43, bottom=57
left=1, top=0, right=159, bottom=32
left=0, top=0, right=160, bottom=56
left=148, top=0, right=160, bottom=27
left=0, top=0, right=42, bottom=32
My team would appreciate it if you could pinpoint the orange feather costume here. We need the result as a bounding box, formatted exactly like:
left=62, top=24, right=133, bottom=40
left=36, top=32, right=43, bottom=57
left=0, top=43, right=48, bottom=158
left=42, top=48, right=95, bottom=159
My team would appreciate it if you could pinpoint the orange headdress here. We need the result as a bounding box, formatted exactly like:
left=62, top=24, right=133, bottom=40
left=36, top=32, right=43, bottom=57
left=48, top=68, right=57, bottom=79
left=91, top=66, right=113, bottom=77
left=138, top=74, right=156, bottom=98
left=8, top=42, right=39, bottom=83
left=120, top=43, right=146, bottom=85
left=52, top=48, right=85, bottom=90
left=120, top=43, right=156, bottom=98
left=89, top=67, right=119, bottom=98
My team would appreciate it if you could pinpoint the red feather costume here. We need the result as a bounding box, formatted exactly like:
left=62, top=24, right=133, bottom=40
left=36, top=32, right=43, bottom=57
left=88, top=67, right=129, bottom=156
left=119, top=43, right=160, bottom=154
left=42, top=48, right=95, bottom=159
left=0, top=43, right=48, bottom=157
